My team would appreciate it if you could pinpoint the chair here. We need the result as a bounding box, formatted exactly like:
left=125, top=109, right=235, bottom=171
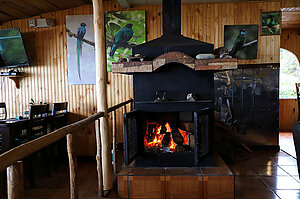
left=28, top=104, right=49, bottom=140
left=0, top=102, right=6, bottom=120
left=50, top=102, right=68, bottom=164
left=51, top=102, right=68, bottom=131
left=296, top=83, right=300, bottom=121
left=25, top=104, right=49, bottom=187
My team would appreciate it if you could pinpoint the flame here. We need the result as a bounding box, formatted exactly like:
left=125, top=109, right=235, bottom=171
left=144, top=121, right=190, bottom=152
left=178, top=128, right=190, bottom=145
left=165, top=122, right=171, bottom=132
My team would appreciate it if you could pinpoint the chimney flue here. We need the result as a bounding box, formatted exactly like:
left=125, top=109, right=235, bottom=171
left=163, top=0, right=181, bottom=35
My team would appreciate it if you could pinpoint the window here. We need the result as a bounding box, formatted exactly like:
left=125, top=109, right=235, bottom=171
left=279, top=48, right=300, bottom=99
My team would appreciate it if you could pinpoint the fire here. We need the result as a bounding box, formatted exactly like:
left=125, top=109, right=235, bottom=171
left=144, top=121, right=191, bottom=152
left=178, top=128, right=190, bottom=145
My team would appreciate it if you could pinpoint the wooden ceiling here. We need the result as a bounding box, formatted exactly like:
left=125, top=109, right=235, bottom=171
left=0, top=0, right=299, bottom=30
left=0, top=0, right=92, bottom=25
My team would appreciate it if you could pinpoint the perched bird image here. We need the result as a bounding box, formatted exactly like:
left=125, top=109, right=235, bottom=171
left=229, top=28, right=246, bottom=56
left=266, top=15, right=275, bottom=27
left=76, top=22, right=87, bottom=80
left=109, top=23, right=134, bottom=57
left=263, top=15, right=279, bottom=34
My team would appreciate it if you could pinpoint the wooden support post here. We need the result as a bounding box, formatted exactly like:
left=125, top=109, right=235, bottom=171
left=95, top=119, right=103, bottom=197
left=112, top=111, right=117, bottom=174
left=67, top=134, right=78, bottom=199
left=7, top=161, right=24, bottom=199
left=92, top=0, right=113, bottom=191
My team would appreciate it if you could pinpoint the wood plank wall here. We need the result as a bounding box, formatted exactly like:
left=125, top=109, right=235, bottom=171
left=279, top=29, right=300, bottom=131
left=0, top=0, right=281, bottom=156
left=281, top=0, right=300, bottom=8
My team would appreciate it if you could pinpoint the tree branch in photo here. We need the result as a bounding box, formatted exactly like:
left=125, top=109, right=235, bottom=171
left=229, top=40, right=257, bottom=56
left=66, top=28, right=95, bottom=47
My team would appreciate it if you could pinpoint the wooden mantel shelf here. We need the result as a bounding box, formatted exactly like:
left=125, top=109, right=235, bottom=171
left=0, top=75, right=24, bottom=89
left=112, top=52, right=237, bottom=74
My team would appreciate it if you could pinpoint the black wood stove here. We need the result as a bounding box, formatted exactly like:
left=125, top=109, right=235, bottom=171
left=122, top=0, right=217, bottom=167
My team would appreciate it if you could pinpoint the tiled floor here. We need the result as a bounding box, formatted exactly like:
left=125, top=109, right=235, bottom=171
left=3, top=133, right=299, bottom=199
left=229, top=132, right=299, bottom=199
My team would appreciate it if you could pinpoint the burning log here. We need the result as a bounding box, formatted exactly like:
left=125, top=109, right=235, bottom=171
left=147, top=124, right=157, bottom=143
left=160, top=123, right=167, bottom=134
left=175, top=144, right=192, bottom=152
left=171, top=129, right=184, bottom=145
left=162, top=132, right=171, bottom=147
left=175, top=144, right=185, bottom=152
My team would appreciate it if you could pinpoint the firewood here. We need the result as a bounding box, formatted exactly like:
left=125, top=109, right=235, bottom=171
left=160, top=124, right=167, bottom=134
left=162, top=132, right=171, bottom=147
left=175, top=144, right=185, bottom=152
left=189, top=135, right=195, bottom=150
left=147, top=124, right=156, bottom=143
left=171, top=129, right=184, bottom=145
left=175, top=144, right=192, bottom=152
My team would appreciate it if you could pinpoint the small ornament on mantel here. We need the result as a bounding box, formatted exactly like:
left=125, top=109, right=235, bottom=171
left=213, top=47, right=233, bottom=59
left=126, top=54, right=145, bottom=62
left=195, top=53, right=215, bottom=60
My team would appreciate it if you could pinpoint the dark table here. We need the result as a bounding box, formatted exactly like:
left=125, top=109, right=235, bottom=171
left=0, top=118, right=29, bottom=152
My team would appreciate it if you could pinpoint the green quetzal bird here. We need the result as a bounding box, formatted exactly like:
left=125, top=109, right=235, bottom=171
left=264, top=15, right=277, bottom=33
left=109, top=23, right=134, bottom=57
left=229, top=28, right=246, bottom=56
left=76, top=22, right=87, bottom=80
left=266, top=15, right=275, bottom=27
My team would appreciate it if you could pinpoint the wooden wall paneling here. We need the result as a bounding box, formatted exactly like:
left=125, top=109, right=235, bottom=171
left=281, top=29, right=300, bottom=60
left=281, top=0, right=300, bottom=8
left=279, top=99, right=298, bottom=132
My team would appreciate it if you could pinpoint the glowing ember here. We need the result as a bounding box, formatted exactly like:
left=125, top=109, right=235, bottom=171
left=144, top=121, right=191, bottom=152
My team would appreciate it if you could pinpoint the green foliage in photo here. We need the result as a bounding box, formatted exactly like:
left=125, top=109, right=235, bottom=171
left=105, top=10, right=146, bottom=72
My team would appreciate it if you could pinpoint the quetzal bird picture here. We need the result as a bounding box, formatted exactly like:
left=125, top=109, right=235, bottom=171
left=76, top=22, right=87, bottom=80
left=263, top=15, right=279, bottom=34
left=229, top=28, right=246, bottom=56
left=109, top=23, right=134, bottom=57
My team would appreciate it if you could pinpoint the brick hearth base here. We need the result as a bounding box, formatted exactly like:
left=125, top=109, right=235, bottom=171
left=117, top=154, right=234, bottom=199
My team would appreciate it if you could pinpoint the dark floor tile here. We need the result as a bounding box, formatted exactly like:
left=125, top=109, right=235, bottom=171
left=275, top=190, right=300, bottom=199
left=235, top=176, right=269, bottom=190
left=236, top=189, right=280, bottom=199
left=241, top=157, right=276, bottom=166
left=254, top=165, right=289, bottom=176
left=228, top=164, right=257, bottom=176
left=280, top=165, right=299, bottom=176
left=262, top=176, right=300, bottom=190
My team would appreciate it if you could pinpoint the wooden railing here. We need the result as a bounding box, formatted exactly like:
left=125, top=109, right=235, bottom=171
left=0, top=98, right=133, bottom=199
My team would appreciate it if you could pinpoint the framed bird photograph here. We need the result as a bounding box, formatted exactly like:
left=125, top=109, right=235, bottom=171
left=105, top=10, right=146, bottom=72
left=224, top=25, right=258, bottom=60
left=66, top=15, right=95, bottom=85
left=261, top=11, right=281, bottom=36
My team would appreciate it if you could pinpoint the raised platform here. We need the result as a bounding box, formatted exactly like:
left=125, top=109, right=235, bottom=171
left=117, top=154, right=234, bottom=199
